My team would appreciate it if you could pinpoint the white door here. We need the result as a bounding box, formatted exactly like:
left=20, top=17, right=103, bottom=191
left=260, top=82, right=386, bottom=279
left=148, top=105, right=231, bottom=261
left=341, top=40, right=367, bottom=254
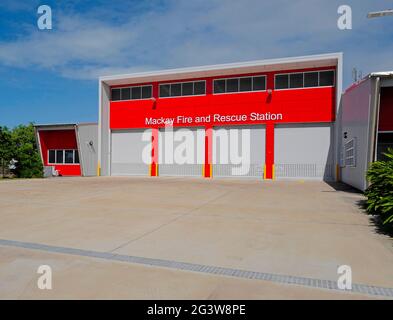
left=159, top=127, right=205, bottom=176
left=213, top=125, right=265, bottom=177
left=274, top=124, right=334, bottom=179
left=111, top=129, right=151, bottom=176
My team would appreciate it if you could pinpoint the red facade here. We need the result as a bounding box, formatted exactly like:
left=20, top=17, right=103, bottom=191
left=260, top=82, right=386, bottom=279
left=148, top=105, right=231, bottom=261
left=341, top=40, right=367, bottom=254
left=38, top=129, right=81, bottom=176
left=109, top=66, right=336, bottom=179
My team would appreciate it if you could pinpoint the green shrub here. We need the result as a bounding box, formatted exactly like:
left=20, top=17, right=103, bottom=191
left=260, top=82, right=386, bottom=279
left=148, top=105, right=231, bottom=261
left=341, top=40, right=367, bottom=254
left=365, top=148, right=393, bottom=228
left=0, top=126, right=13, bottom=177
left=11, top=123, right=43, bottom=178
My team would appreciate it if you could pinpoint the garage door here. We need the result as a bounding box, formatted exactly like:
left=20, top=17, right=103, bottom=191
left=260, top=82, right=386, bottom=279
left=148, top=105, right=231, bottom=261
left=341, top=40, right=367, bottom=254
left=213, top=125, right=265, bottom=177
left=111, top=129, right=151, bottom=176
left=274, top=124, right=334, bottom=179
left=159, top=127, right=204, bottom=176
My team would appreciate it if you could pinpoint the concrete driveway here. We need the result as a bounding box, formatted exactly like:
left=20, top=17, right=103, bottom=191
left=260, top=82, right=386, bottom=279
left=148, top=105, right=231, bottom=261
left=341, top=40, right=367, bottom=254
left=0, top=176, right=392, bottom=299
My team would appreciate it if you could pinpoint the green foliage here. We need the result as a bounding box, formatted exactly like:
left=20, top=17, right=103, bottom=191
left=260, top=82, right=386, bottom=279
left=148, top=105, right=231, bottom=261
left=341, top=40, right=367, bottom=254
left=0, top=126, right=13, bottom=177
left=0, top=123, right=43, bottom=179
left=365, top=148, right=393, bottom=229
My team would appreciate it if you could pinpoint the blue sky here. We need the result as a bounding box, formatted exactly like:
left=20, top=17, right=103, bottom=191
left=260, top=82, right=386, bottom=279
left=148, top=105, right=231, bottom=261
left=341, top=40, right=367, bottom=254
left=0, top=0, right=392, bottom=127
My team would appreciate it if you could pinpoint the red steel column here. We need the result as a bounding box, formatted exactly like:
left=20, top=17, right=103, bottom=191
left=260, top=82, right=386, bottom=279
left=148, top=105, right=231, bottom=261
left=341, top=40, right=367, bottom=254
left=204, top=127, right=213, bottom=178
left=265, top=123, right=275, bottom=179
left=151, top=128, right=159, bottom=176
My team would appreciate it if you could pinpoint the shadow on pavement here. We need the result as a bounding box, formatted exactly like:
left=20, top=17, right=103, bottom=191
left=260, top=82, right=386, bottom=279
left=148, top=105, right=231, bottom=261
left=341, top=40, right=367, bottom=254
left=324, top=181, right=363, bottom=194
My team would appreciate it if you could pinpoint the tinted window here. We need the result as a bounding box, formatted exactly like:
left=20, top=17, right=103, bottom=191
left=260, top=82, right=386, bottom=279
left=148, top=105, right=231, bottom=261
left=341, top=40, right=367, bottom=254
left=290, top=73, right=303, bottom=88
left=304, top=72, right=319, bottom=87
left=56, top=150, right=64, bottom=164
left=240, top=77, right=252, bottom=92
left=194, top=81, right=205, bottom=95
left=159, top=84, right=170, bottom=97
left=182, top=82, right=193, bottom=96
left=253, top=76, right=266, bottom=91
left=275, top=74, right=289, bottom=89
left=111, top=89, right=121, bottom=101
left=226, top=78, right=239, bottom=93
left=65, top=150, right=74, bottom=164
left=214, top=80, right=225, bottom=93
left=48, top=150, right=55, bottom=163
left=120, top=88, right=130, bottom=100
left=141, top=86, right=152, bottom=99
left=319, top=71, right=335, bottom=86
left=377, top=133, right=393, bottom=161
left=170, top=83, right=181, bottom=96
left=74, top=150, right=80, bottom=164
left=131, top=87, right=141, bottom=99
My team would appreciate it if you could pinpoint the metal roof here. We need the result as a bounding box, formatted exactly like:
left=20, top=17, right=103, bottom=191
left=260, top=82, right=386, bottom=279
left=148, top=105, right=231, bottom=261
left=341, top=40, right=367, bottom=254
left=100, top=52, right=342, bottom=86
left=369, top=71, right=393, bottom=77
left=34, top=123, right=76, bottom=128
left=34, top=122, right=97, bottom=129
left=344, top=71, right=393, bottom=94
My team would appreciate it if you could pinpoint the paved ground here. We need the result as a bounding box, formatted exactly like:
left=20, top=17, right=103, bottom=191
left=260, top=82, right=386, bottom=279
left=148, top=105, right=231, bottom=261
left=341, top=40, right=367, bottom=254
left=0, top=176, right=392, bottom=299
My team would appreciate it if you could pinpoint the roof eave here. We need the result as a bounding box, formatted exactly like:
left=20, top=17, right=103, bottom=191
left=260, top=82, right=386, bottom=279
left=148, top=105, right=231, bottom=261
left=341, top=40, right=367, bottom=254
left=99, top=52, right=342, bottom=86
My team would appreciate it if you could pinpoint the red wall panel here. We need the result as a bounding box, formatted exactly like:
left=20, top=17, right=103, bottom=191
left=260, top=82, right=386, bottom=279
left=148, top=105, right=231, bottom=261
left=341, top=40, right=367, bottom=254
left=110, top=88, right=336, bottom=129
left=38, top=129, right=81, bottom=176
left=379, top=87, right=393, bottom=131
left=110, top=67, right=336, bottom=130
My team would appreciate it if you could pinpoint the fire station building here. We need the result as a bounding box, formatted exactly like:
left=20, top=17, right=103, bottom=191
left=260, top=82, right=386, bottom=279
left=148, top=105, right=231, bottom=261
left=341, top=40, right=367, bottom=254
left=98, top=53, right=343, bottom=180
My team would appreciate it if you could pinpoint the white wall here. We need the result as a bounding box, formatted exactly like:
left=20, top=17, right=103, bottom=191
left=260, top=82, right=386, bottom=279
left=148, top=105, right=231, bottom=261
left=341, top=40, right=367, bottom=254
left=77, top=124, right=98, bottom=177
left=99, top=82, right=111, bottom=176
left=340, top=79, right=372, bottom=191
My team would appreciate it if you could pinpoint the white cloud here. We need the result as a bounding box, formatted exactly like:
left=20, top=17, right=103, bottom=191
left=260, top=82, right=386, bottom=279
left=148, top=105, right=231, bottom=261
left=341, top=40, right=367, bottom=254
left=0, top=0, right=392, bottom=85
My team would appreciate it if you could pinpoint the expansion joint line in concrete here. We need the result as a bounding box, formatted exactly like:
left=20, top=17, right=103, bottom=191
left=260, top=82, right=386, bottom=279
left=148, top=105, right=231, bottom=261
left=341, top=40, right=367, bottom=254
left=0, top=238, right=392, bottom=298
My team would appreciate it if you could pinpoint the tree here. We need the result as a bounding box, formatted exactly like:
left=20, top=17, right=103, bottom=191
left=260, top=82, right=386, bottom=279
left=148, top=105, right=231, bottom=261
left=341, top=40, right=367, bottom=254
left=0, top=126, right=12, bottom=177
left=10, top=123, right=43, bottom=178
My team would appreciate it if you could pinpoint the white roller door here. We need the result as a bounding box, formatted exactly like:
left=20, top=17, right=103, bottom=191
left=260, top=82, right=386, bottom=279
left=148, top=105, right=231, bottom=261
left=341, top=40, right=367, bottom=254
left=159, top=127, right=204, bottom=176
left=111, top=129, right=151, bottom=176
left=213, top=125, right=265, bottom=178
left=274, top=124, right=334, bottom=179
